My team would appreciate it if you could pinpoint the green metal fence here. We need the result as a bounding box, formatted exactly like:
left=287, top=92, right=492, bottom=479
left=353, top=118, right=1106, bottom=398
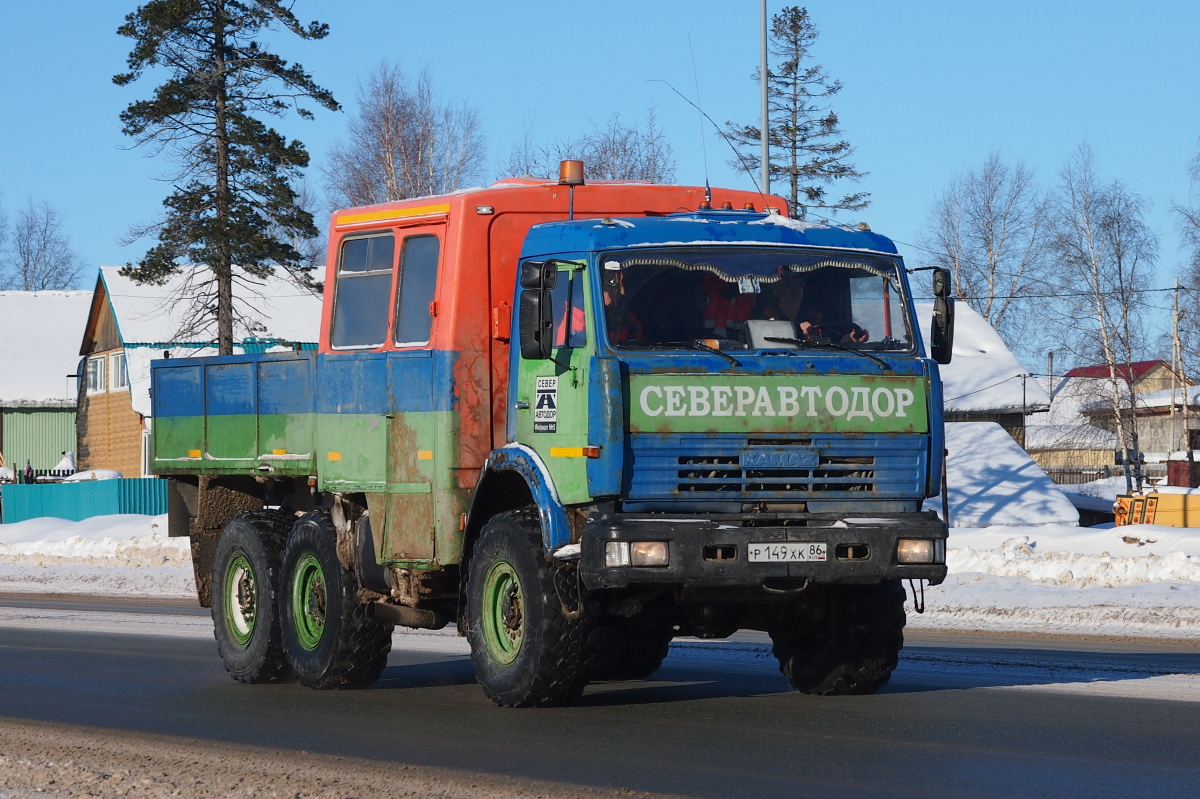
left=0, top=408, right=76, bottom=472
left=0, top=478, right=167, bottom=524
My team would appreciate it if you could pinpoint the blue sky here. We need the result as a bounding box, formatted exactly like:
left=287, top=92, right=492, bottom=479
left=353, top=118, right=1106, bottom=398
left=3, top=0, right=1199, bottom=299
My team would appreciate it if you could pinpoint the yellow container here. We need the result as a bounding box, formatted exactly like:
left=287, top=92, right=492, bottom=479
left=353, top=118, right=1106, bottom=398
left=1114, top=491, right=1200, bottom=527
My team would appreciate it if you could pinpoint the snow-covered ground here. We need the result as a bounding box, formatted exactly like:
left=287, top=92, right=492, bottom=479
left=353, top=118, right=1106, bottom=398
left=4, top=513, right=1200, bottom=640
left=928, top=422, right=1079, bottom=527
left=0, top=514, right=193, bottom=597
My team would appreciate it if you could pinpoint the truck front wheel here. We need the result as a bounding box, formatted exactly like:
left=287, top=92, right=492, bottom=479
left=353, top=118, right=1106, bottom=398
left=466, top=510, right=597, bottom=707
left=211, top=511, right=293, bottom=683
left=591, top=623, right=673, bottom=681
left=769, top=580, right=906, bottom=696
left=278, top=510, right=393, bottom=689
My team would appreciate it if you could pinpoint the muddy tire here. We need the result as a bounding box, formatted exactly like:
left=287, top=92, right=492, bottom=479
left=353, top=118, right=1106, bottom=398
left=211, top=511, right=293, bottom=684
left=465, top=510, right=597, bottom=707
left=769, top=580, right=906, bottom=696
left=279, top=510, right=393, bottom=689
left=592, top=624, right=672, bottom=681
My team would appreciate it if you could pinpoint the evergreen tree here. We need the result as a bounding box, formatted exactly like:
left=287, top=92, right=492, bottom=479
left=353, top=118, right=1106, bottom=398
left=726, top=6, right=867, bottom=217
left=114, top=0, right=337, bottom=354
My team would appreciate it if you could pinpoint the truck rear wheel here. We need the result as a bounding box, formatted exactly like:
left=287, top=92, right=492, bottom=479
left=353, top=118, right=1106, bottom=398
left=591, top=624, right=673, bottom=681
left=211, top=511, right=292, bottom=684
left=769, top=580, right=906, bottom=696
left=279, top=510, right=393, bottom=689
left=465, top=510, right=597, bottom=707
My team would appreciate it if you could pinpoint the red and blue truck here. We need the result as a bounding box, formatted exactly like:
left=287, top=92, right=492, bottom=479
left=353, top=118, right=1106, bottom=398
left=154, top=162, right=954, bottom=706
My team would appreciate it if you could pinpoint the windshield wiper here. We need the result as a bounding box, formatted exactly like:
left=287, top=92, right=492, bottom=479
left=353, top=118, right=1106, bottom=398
left=763, top=337, right=892, bottom=372
left=644, top=340, right=743, bottom=367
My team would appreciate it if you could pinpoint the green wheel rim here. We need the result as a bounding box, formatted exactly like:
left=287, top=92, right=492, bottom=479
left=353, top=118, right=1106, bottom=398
left=481, top=560, right=524, bottom=665
left=291, top=552, right=327, bottom=651
left=224, top=554, right=257, bottom=646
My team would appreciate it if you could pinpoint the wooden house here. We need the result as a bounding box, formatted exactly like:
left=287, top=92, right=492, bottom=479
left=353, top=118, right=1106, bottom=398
left=0, top=291, right=93, bottom=477
left=76, top=267, right=322, bottom=477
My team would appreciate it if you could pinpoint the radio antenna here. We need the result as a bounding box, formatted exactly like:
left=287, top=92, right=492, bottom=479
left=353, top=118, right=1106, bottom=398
left=649, top=79, right=765, bottom=200
left=687, top=34, right=711, bottom=206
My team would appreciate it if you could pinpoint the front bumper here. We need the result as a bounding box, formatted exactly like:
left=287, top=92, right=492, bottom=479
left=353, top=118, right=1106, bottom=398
left=579, top=511, right=947, bottom=591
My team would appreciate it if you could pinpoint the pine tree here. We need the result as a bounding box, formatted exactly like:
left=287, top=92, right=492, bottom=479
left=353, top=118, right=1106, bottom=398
left=726, top=6, right=868, bottom=217
left=113, top=0, right=338, bottom=354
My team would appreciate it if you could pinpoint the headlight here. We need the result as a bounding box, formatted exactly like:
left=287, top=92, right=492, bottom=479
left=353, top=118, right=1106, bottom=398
left=605, top=541, right=669, bottom=567
left=631, top=541, right=669, bottom=567
left=896, top=539, right=935, bottom=564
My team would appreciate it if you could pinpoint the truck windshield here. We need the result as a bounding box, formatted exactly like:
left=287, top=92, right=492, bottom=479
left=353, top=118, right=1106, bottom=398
left=599, top=248, right=913, bottom=353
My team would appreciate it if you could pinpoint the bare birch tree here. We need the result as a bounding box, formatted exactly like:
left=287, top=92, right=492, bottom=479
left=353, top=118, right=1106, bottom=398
left=325, top=63, right=486, bottom=206
left=1051, top=145, right=1158, bottom=492
left=499, top=107, right=676, bottom=184
left=1, top=198, right=85, bottom=291
left=921, top=152, right=1049, bottom=346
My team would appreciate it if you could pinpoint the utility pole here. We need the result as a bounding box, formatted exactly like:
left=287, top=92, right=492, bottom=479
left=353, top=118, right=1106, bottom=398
left=1172, top=277, right=1180, bottom=453
left=760, top=0, right=770, bottom=196
left=1176, top=278, right=1196, bottom=485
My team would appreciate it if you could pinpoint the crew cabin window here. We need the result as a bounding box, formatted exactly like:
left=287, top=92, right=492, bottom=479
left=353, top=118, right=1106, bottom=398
left=331, top=233, right=395, bottom=348
left=393, top=235, right=441, bottom=346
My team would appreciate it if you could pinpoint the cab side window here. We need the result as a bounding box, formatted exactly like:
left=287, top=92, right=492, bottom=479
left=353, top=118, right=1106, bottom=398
left=394, top=235, right=441, bottom=346
left=550, top=270, right=587, bottom=349
left=331, top=234, right=394, bottom=348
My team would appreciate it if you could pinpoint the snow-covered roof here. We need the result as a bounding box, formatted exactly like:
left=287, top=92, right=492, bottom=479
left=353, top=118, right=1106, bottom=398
left=0, top=291, right=93, bottom=407
left=1124, top=383, right=1200, bottom=411
left=1025, top=424, right=1118, bottom=451
left=930, top=422, right=1079, bottom=526
left=915, top=302, right=1050, bottom=413
left=99, top=266, right=322, bottom=346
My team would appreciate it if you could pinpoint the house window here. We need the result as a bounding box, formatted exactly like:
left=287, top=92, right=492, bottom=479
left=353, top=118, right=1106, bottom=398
left=393, top=235, right=441, bottom=346
left=330, top=233, right=395, bottom=349
left=86, top=356, right=106, bottom=394
left=110, top=352, right=129, bottom=391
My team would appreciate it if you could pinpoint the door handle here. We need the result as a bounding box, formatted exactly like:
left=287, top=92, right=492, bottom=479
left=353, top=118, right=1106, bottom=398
left=515, top=401, right=530, bottom=410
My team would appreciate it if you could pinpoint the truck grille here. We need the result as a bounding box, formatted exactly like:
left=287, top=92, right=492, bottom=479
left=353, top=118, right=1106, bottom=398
left=627, top=434, right=925, bottom=501
left=677, top=454, right=875, bottom=493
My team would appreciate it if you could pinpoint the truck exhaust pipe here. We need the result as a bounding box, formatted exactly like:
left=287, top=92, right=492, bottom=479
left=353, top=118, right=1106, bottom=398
left=365, top=601, right=448, bottom=631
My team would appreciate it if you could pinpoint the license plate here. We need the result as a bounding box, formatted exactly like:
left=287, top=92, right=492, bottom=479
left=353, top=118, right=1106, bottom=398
left=747, top=542, right=827, bottom=563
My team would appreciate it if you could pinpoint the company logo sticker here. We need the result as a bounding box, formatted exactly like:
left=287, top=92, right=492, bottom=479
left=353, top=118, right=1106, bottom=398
left=534, top=376, right=558, bottom=433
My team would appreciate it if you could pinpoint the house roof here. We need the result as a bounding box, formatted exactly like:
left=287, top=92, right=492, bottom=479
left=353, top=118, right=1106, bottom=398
left=0, top=291, right=94, bottom=407
left=91, top=266, right=322, bottom=348
left=1062, top=360, right=1172, bottom=381
left=915, top=302, right=1050, bottom=413
left=1025, top=423, right=1119, bottom=451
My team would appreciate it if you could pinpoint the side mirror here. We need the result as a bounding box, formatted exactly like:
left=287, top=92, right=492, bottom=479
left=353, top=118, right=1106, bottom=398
left=519, top=260, right=558, bottom=290
left=931, top=267, right=955, bottom=365
left=518, top=288, right=553, bottom=359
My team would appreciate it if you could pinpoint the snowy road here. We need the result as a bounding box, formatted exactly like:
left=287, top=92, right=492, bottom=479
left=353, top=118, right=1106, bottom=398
left=1, top=596, right=1198, bottom=797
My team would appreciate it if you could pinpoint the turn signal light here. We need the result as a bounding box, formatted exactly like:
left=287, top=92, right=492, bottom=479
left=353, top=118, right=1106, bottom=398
left=606, top=541, right=631, bottom=567
left=896, top=539, right=934, bottom=564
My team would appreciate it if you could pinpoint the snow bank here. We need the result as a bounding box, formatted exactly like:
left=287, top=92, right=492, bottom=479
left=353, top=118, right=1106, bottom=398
left=0, top=514, right=193, bottom=597
left=947, top=524, right=1200, bottom=587
left=909, top=574, right=1200, bottom=639
left=930, top=422, right=1079, bottom=526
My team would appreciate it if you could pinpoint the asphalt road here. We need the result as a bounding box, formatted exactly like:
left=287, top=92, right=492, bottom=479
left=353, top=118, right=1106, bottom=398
left=1, top=595, right=1199, bottom=798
